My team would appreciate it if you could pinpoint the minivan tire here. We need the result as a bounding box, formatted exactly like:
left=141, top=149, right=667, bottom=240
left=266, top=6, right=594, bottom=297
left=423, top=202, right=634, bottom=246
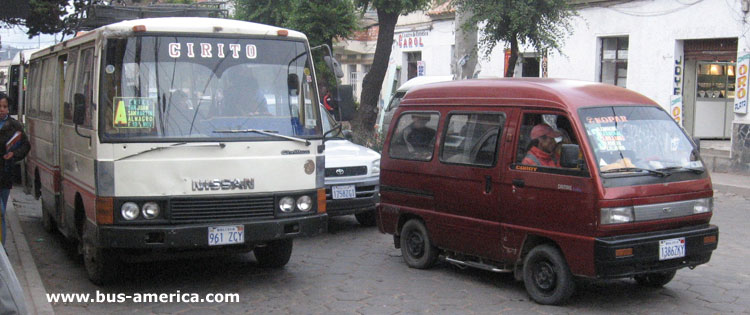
left=523, top=244, right=575, bottom=305
left=400, top=219, right=438, bottom=269
left=634, top=270, right=676, bottom=287
left=355, top=210, right=377, bottom=227
left=254, top=239, right=293, bottom=268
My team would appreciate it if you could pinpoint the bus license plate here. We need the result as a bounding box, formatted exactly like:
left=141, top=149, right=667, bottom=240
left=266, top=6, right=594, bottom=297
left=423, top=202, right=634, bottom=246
left=208, top=225, right=244, bottom=246
left=659, top=237, right=685, bottom=260
left=332, top=185, right=356, bottom=199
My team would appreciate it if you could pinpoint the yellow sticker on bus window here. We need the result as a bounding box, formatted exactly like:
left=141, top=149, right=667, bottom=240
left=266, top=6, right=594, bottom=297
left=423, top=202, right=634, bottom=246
left=113, top=97, right=156, bottom=128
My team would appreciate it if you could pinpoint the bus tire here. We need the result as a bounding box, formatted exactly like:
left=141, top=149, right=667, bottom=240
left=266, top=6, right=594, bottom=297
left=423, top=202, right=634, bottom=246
left=254, top=239, right=293, bottom=268
left=355, top=210, right=377, bottom=227
left=82, top=223, right=117, bottom=285
left=523, top=244, right=575, bottom=305
left=400, top=219, right=438, bottom=269
left=40, top=198, right=54, bottom=233
left=634, top=270, right=676, bottom=288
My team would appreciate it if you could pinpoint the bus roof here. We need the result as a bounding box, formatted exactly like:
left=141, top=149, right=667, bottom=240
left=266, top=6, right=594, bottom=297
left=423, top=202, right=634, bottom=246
left=400, top=78, right=658, bottom=111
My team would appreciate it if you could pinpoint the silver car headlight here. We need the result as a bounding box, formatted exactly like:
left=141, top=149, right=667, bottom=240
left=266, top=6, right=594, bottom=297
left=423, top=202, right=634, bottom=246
left=693, top=197, right=713, bottom=214
left=601, top=206, right=634, bottom=225
left=371, top=159, right=381, bottom=175
left=296, top=195, right=313, bottom=212
left=142, top=202, right=160, bottom=219
left=279, top=197, right=295, bottom=213
left=121, top=202, right=140, bottom=220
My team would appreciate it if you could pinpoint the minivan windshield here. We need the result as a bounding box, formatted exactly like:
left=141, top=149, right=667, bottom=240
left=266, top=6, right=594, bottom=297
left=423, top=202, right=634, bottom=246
left=99, top=36, right=321, bottom=142
left=580, top=106, right=703, bottom=176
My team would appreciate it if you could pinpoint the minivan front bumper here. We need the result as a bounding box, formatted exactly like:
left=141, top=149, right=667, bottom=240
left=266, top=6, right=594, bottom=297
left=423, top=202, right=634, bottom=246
left=594, top=224, right=718, bottom=279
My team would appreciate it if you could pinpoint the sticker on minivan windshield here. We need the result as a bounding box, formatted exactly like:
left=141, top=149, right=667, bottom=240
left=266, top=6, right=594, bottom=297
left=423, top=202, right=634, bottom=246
left=113, top=97, right=156, bottom=128
left=587, top=126, right=626, bottom=151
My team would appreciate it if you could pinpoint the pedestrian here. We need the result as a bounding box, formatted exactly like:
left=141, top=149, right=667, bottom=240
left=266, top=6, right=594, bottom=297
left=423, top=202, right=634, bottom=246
left=0, top=93, right=30, bottom=246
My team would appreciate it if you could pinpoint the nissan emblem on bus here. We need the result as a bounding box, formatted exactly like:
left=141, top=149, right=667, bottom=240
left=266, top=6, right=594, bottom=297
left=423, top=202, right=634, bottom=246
left=192, top=178, right=255, bottom=191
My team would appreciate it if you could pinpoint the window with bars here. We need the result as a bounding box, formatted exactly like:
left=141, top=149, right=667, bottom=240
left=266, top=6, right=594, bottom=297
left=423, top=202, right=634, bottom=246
left=599, top=37, right=628, bottom=88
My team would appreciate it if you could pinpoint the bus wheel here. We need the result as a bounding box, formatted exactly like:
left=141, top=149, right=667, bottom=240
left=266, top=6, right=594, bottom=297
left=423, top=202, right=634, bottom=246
left=355, top=210, right=377, bottom=227
left=400, top=219, right=438, bottom=269
left=40, top=198, right=54, bottom=233
left=634, top=270, right=676, bottom=288
left=254, top=239, right=293, bottom=268
left=82, top=223, right=117, bottom=285
left=523, top=244, right=575, bottom=305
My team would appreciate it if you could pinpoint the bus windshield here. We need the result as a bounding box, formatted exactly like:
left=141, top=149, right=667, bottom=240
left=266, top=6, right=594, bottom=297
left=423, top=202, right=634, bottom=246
left=580, top=106, right=704, bottom=176
left=99, top=36, right=322, bottom=142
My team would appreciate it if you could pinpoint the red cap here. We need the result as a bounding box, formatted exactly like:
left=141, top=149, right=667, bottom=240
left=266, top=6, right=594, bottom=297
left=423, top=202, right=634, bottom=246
left=530, top=124, right=561, bottom=140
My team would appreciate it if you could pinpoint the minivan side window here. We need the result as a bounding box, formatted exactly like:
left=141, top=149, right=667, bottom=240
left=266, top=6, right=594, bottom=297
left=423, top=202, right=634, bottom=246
left=440, top=113, right=505, bottom=167
left=389, top=112, right=439, bottom=161
left=516, top=113, right=587, bottom=172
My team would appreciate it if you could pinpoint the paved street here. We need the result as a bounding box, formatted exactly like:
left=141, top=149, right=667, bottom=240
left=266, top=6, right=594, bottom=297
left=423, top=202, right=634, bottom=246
left=10, top=188, right=750, bottom=314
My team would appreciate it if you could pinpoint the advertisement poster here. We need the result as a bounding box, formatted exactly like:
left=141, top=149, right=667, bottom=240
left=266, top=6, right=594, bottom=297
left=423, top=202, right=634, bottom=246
left=734, top=52, right=749, bottom=114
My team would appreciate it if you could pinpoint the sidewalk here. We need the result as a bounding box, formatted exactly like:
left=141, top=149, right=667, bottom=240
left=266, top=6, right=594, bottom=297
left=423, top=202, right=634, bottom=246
left=2, top=172, right=747, bottom=315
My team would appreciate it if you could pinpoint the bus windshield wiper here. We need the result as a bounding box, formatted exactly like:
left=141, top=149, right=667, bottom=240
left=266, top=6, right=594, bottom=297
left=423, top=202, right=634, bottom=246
left=601, top=167, right=670, bottom=177
left=116, top=142, right=226, bottom=161
left=213, top=129, right=311, bottom=146
left=657, top=166, right=705, bottom=174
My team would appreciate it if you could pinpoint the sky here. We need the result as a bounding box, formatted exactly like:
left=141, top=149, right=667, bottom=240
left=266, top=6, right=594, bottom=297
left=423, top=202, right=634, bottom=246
left=1, top=26, right=61, bottom=49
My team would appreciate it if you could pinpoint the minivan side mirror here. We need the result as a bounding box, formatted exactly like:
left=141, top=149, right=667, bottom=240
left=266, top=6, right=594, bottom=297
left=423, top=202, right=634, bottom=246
left=560, top=144, right=582, bottom=168
left=335, top=85, right=355, bottom=122
left=73, top=93, right=86, bottom=125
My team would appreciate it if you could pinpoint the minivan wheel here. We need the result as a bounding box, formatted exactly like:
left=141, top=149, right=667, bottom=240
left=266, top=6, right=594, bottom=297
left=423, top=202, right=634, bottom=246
left=400, top=219, right=438, bottom=269
left=254, top=239, right=293, bottom=268
left=355, top=210, right=377, bottom=227
left=634, top=270, right=676, bottom=288
left=523, top=244, right=575, bottom=305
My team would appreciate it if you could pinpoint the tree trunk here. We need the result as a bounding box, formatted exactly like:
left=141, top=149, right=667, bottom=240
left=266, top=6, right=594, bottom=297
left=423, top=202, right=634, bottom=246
left=504, top=35, right=519, bottom=78
left=452, top=8, right=478, bottom=79
left=350, top=9, right=399, bottom=146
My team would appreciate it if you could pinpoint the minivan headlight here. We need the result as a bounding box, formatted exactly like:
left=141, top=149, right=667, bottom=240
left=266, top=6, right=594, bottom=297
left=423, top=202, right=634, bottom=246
left=601, top=206, right=634, bottom=224
left=693, top=197, right=713, bottom=214
left=121, top=202, right=140, bottom=220
left=371, top=159, right=380, bottom=175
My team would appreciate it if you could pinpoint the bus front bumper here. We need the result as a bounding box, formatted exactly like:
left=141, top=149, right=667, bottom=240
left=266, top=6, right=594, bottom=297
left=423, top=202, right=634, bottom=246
left=96, top=214, right=328, bottom=249
left=594, top=224, right=718, bottom=279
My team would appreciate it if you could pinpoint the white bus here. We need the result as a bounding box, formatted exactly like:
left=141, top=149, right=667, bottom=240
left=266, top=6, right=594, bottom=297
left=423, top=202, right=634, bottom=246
left=26, top=18, right=347, bottom=284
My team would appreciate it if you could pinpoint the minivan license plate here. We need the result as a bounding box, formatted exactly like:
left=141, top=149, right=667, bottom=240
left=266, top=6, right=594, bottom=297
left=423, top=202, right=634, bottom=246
left=208, top=225, right=244, bottom=246
left=659, top=237, right=685, bottom=260
left=332, top=185, right=356, bottom=199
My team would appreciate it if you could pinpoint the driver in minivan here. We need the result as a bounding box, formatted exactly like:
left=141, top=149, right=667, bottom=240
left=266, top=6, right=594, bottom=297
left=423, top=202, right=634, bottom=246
left=400, top=114, right=436, bottom=159
left=523, top=123, right=563, bottom=167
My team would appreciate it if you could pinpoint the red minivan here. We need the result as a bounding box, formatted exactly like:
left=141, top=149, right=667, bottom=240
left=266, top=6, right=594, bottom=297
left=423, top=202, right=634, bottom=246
left=377, top=79, right=719, bottom=305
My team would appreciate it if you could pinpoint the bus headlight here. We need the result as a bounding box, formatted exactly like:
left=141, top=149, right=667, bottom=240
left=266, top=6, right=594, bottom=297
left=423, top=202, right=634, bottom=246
left=279, top=197, right=295, bottom=213
left=142, top=202, right=160, bottom=219
left=693, top=197, right=713, bottom=214
left=601, top=206, right=634, bottom=225
left=296, top=195, right=313, bottom=212
left=121, top=202, right=140, bottom=220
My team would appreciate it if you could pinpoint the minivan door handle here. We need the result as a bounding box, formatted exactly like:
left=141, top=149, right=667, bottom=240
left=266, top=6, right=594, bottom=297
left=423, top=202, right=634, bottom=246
left=484, top=175, right=492, bottom=194
left=512, top=179, right=525, bottom=188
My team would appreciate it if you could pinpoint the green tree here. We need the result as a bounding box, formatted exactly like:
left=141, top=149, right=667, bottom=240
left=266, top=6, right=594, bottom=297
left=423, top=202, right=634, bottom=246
left=231, top=0, right=293, bottom=27
left=453, top=0, right=576, bottom=77
left=351, top=0, right=430, bottom=145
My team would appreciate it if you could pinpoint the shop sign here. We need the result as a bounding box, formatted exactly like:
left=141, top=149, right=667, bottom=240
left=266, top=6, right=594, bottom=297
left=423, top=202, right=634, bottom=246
left=672, top=48, right=684, bottom=125
left=670, top=96, right=682, bottom=125
left=734, top=52, right=750, bottom=115
left=417, top=61, right=425, bottom=76
left=397, top=30, right=428, bottom=49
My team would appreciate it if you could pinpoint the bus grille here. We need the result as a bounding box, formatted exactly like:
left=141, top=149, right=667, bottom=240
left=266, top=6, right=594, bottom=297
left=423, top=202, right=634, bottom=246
left=170, top=196, right=275, bottom=223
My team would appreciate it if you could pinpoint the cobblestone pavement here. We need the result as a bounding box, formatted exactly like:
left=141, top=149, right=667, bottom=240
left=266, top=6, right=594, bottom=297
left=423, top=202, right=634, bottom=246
left=11, top=189, right=750, bottom=314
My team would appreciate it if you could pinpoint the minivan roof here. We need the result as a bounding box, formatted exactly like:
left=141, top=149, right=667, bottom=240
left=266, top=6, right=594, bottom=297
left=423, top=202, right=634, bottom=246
left=396, top=75, right=454, bottom=93
left=401, top=78, right=657, bottom=111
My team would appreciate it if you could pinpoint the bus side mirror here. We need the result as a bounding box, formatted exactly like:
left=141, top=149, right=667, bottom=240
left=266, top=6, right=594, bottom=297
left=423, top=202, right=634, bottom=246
left=560, top=144, right=582, bottom=168
left=287, top=74, right=299, bottom=95
left=334, top=85, right=355, bottom=122
left=73, top=93, right=86, bottom=125
left=324, top=56, right=344, bottom=79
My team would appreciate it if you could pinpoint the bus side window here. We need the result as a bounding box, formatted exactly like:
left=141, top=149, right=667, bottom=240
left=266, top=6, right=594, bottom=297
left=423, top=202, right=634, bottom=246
left=63, top=49, right=79, bottom=124
left=75, top=47, right=95, bottom=128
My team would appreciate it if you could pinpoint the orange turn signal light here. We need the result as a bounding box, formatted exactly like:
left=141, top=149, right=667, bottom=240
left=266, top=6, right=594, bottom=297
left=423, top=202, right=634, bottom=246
left=277, top=29, right=289, bottom=37
left=132, top=25, right=147, bottom=32
left=317, top=188, right=326, bottom=214
left=615, top=248, right=633, bottom=258
left=704, top=235, right=717, bottom=244
left=96, top=197, right=114, bottom=225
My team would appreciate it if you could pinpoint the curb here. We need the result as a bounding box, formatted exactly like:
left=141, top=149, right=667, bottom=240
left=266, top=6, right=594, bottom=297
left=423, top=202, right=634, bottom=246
left=712, top=183, right=750, bottom=196
left=7, top=196, right=55, bottom=314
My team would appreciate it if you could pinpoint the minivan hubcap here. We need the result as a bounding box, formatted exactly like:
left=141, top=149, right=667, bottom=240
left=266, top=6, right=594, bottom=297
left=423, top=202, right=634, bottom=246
left=533, top=261, right=556, bottom=291
left=406, top=231, right=425, bottom=258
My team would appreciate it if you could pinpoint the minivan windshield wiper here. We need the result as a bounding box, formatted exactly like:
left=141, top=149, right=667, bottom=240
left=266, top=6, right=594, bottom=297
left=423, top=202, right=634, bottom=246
left=656, top=166, right=705, bottom=174
left=116, top=142, right=226, bottom=161
left=601, top=167, right=670, bottom=177
left=213, top=129, right=311, bottom=146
